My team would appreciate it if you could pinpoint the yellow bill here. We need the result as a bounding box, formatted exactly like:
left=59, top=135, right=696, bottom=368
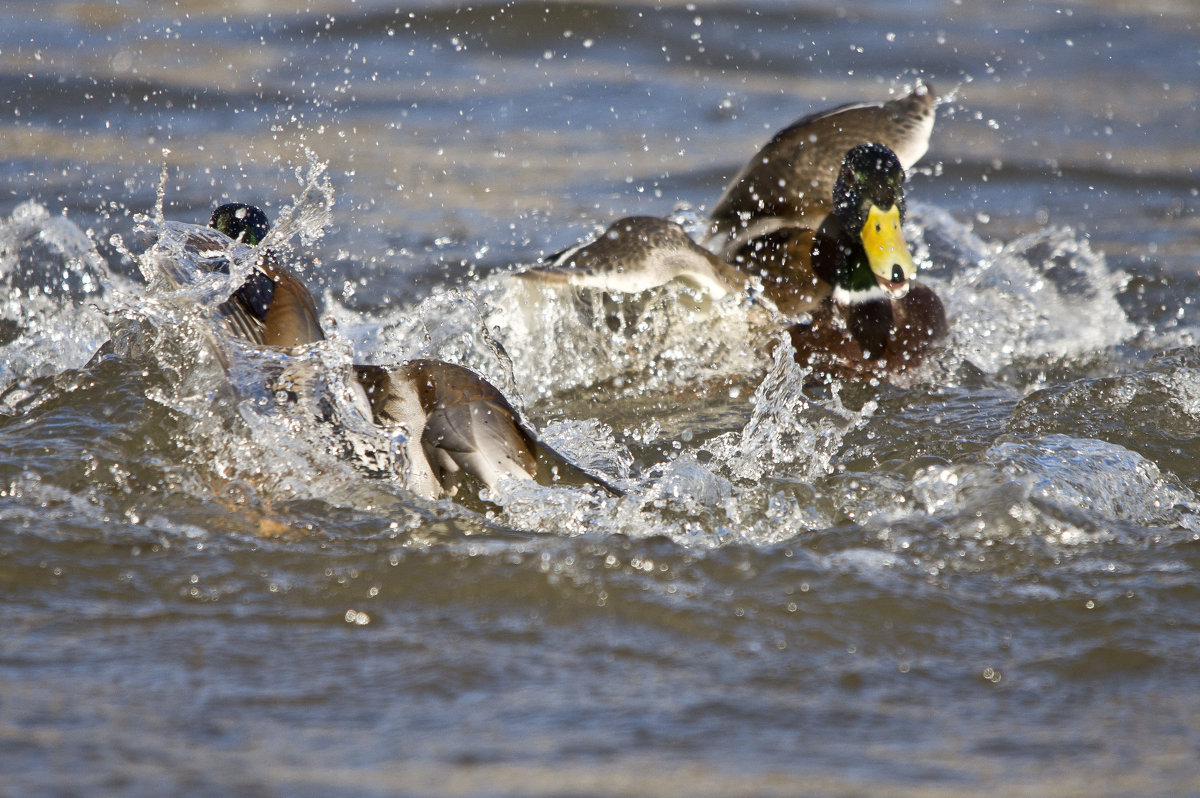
left=860, top=204, right=916, bottom=299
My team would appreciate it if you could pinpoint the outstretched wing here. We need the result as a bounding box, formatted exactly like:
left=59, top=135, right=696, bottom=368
left=707, top=86, right=936, bottom=255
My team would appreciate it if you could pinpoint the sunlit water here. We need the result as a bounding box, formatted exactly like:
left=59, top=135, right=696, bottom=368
left=3, top=2, right=1200, bottom=795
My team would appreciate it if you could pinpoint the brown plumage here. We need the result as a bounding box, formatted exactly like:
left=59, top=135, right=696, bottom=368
left=205, top=203, right=620, bottom=500
left=356, top=361, right=620, bottom=498
left=788, top=284, right=947, bottom=378
left=725, top=227, right=824, bottom=316
left=709, top=86, right=936, bottom=317
left=522, top=216, right=747, bottom=298
left=219, top=255, right=326, bottom=348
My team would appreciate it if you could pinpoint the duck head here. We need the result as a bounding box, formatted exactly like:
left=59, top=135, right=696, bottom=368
left=815, top=143, right=917, bottom=303
left=210, top=203, right=272, bottom=246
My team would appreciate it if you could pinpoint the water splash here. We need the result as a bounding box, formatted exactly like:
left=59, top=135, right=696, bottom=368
left=269, top=153, right=336, bottom=254
left=486, top=270, right=763, bottom=401
left=349, top=280, right=524, bottom=405
left=110, top=180, right=425, bottom=511
left=0, top=201, right=126, bottom=386
left=906, top=433, right=1200, bottom=549
left=0, top=175, right=1152, bottom=548
left=536, top=417, right=634, bottom=486
left=910, top=204, right=1134, bottom=373
left=985, top=435, right=1200, bottom=537
left=708, top=334, right=874, bottom=485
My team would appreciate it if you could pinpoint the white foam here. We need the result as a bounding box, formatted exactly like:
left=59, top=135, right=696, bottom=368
left=909, top=203, right=1135, bottom=372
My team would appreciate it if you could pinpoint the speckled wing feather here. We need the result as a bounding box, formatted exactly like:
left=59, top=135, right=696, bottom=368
left=707, top=86, right=936, bottom=256
left=521, top=216, right=746, bottom=297
left=356, top=360, right=622, bottom=498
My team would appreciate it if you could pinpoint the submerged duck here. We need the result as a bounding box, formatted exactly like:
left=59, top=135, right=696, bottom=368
left=208, top=203, right=325, bottom=348
left=206, top=203, right=621, bottom=500
left=352, top=360, right=615, bottom=499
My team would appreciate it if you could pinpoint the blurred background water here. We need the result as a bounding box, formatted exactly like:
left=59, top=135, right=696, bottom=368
left=3, top=1, right=1200, bottom=795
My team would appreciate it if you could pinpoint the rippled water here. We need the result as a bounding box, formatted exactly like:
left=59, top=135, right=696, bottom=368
left=4, top=2, right=1200, bottom=795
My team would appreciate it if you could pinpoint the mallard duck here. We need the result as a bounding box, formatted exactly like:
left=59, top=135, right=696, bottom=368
left=708, top=87, right=945, bottom=375
left=524, top=89, right=937, bottom=318
left=706, top=85, right=936, bottom=296
left=780, top=142, right=947, bottom=376
left=522, top=88, right=944, bottom=376
left=519, top=215, right=747, bottom=298
left=205, top=204, right=621, bottom=500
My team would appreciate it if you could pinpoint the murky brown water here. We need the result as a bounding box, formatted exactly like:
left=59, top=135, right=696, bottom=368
left=3, top=2, right=1200, bottom=795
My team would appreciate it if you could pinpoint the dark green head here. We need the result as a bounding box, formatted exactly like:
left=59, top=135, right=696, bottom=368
left=208, top=203, right=276, bottom=322
left=210, top=203, right=271, bottom=245
left=819, top=143, right=916, bottom=301
left=832, top=143, right=907, bottom=230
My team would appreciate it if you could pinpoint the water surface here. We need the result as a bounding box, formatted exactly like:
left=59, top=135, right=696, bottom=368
left=3, top=1, right=1200, bottom=795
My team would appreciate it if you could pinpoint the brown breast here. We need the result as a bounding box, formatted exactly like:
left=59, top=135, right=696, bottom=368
left=788, top=284, right=947, bottom=378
